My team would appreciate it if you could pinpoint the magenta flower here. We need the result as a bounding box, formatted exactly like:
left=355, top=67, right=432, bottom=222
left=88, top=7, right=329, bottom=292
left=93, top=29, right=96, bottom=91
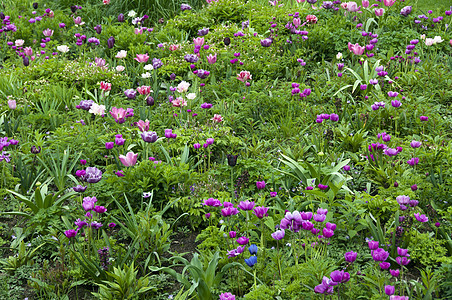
left=396, top=256, right=411, bottom=266
left=368, top=240, right=379, bottom=250
left=94, top=205, right=107, bottom=214
left=323, top=228, right=334, bottom=238
left=414, top=213, right=428, bottom=222
left=344, top=251, right=357, bottom=263
left=380, top=262, right=391, bottom=269
left=372, top=248, right=389, bottom=262
left=253, top=206, right=269, bottom=219
left=420, top=116, right=428, bottom=121
left=221, top=206, right=239, bottom=217
left=317, top=208, right=328, bottom=215
left=407, top=157, right=419, bottom=166
left=256, top=181, right=266, bottom=189
left=236, top=236, right=249, bottom=245
left=314, top=276, right=336, bottom=294
left=238, top=200, right=255, bottom=211
left=202, top=198, right=222, bottom=207
left=330, top=270, right=350, bottom=283
left=64, top=229, right=78, bottom=238
left=385, top=285, right=395, bottom=296
left=318, top=184, right=328, bottom=190
left=390, top=269, right=400, bottom=277
left=270, top=192, right=278, bottom=197
left=302, top=221, right=314, bottom=231
left=300, top=211, right=312, bottom=220
left=74, top=219, right=88, bottom=228
left=410, top=140, right=421, bottom=148
left=397, top=247, right=409, bottom=256
left=219, top=292, right=235, bottom=300
left=82, top=196, right=98, bottom=211
left=313, top=214, right=326, bottom=222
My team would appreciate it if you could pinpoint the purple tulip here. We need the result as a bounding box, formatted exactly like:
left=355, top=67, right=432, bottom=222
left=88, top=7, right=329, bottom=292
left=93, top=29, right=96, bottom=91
left=368, top=240, right=379, bottom=250
left=385, top=285, right=395, bottom=296
left=238, top=200, right=255, bottom=211
left=330, top=270, right=350, bottom=283
left=236, top=236, right=249, bottom=245
left=271, top=229, right=285, bottom=240
left=372, top=248, right=389, bottom=262
left=344, top=251, right=357, bottom=263
left=256, top=181, right=266, bottom=190
left=253, top=206, right=269, bottom=219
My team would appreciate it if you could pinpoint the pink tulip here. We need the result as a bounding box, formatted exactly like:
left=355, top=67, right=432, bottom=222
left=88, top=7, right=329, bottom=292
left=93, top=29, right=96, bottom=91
left=383, top=0, right=395, bottom=6
left=347, top=2, right=360, bottom=12
left=134, top=53, right=149, bottom=63
left=8, top=100, right=16, bottom=110
left=211, top=114, right=223, bottom=123
left=362, top=0, right=369, bottom=8
left=42, top=28, right=54, bottom=37
left=193, top=37, right=205, bottom=46
left=375, top=8, right=385, bottom=16
left=119, top=152, right=138, bottom=167
left=24, top=47, right=33, bottom=56
left=293, top=18, right=301, bottom=27
left=136, top=85, right=151, bottom=95
left=136, top=120, right=150, bottom=132
left=207, top=54, right=217, bottom=64
left=237, top=71, right=252, bottom=82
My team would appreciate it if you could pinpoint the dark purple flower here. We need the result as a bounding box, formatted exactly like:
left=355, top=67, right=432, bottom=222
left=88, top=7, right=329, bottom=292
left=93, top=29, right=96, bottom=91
left=261, top=38, right=273, bottom=47
left=196, top=69, right=210, bottom=79
left=181, top=3, right=192, bottom=11
left=73, top=185, right=87, bottom=193
left=118, top=13, right=125, bottom=22
left=152, top=58, right=163, bottom=69
left=198, top=28, right=209, bottom=36
left=107, top=36, right=115, bottom=49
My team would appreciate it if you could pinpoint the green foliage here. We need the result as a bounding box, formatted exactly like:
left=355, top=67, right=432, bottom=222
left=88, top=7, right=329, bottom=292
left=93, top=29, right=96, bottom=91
left=92, top=262, right=155, bottom=300
left=2, top=183, right=76, bottom=234
left=408, top=231, right=450, bottom=267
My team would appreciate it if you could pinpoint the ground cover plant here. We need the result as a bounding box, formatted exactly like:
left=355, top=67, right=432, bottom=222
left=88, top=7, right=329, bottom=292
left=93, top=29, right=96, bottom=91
left=0, top=0, right=451, bottom=299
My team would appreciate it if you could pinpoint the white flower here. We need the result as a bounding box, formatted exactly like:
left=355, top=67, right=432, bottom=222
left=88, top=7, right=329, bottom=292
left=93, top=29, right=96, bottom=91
left=177, top=81, right=190, bottom=93
left=420, top=34, right=426, bottom=40
left=132, top=17, right=141, bottom=25
left=15, top=39, right=24, bottom=47
left=141, top=72, right=151, bottom=78
left=116, top=65, right=125, bottom=72
left=115, top=50, right=127, bottom=59
left=432, top=36, right=443, bottom=44
left=336, top=52, right=343, bottom=60
left=128, top=10, right=136, bottom=17
left=89, top=103, right=105, bottom=116
left=425, top=38, right=434, bottom=46
left=57, top=45, right=70, bottom=53
left=144, top=64, right=154, bottom=71
left=186, top=93, right=196, bottom=100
